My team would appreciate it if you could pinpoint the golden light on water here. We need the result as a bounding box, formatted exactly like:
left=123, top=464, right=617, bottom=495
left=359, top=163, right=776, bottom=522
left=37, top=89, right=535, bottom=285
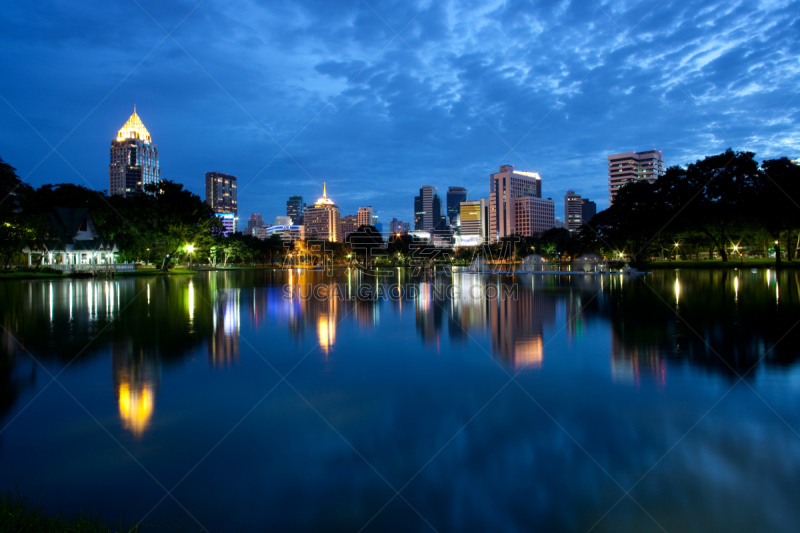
left=674, top=278, right=680, bottom=304
left=318, top=314, right=336, bottom=355
left=734, top=276, right=738, bottom=302
left=118, top=382, right=154, bottom=436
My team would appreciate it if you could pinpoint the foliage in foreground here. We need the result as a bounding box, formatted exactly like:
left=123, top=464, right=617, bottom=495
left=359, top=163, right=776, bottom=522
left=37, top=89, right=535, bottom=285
left=0, top=490, right=138, bottom=532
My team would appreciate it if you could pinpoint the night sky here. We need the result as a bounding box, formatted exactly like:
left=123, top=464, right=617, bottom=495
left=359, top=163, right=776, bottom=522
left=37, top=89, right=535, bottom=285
left=2, top=0, right=798, bottom=228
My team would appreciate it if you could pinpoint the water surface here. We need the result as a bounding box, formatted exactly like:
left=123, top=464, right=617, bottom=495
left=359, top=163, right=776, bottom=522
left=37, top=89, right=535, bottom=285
left=1, top=268, right=799, bottom=532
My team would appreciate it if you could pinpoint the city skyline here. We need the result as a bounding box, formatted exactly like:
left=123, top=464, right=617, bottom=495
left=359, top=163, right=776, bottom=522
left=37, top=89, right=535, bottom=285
left=3, top=0, right=797, bottom=229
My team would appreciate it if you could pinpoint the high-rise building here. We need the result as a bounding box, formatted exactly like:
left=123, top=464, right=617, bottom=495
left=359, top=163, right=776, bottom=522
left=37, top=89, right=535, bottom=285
left=446, top=187, right=468, bottom=227
left=513, top=196, right=555, bottom=237
left=565, top=190, right=583, bottom=233
left=304, top=184, right=341, bottom=243
left=488, top=165, right=543, bottom=242
left=206, top=172, right=237, bottom=215
left=459, top=198, right=489, bottom=246
left=581, top=199, right=596, bottom=225
left=389, top=218, right=410, bottom=234
left=205, top=172, right=237, bottom=235
left=341, top=215, right=358, bottom=239
left=247, top=213, right=264, bottom=233
left=607, top=150, right=664, bottom=203
left=109, top=107, right=160, bottom=197
left=414, top=186, right=445, bottom=231
left=357, top=206, right=373, bottom=228
left=287, top=195, right=305, bottom=226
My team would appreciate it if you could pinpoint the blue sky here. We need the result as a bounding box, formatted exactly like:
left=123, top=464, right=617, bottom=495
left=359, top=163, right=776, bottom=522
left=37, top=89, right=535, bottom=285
left=1, top=0, right=798, bottom=228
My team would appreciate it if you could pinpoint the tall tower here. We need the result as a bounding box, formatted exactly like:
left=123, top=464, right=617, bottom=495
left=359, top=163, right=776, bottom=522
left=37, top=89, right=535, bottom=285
left=488, top=165, right=544, bottom=242
left=109, top=107, right=160, bottom=197
left=205, top=172, right=238, bottom=235
left=414, top=186, right=444, bottom=231
left=357, top=206, right=373, bottom=228
left=564, top=190, right=583, bottom=232
left=446, top=187, right=468, bottom=227
left=304, top=183, right=342, bottom=242
left=607, top=150, right=664, bottom=203
left=286, top=195, right=305, bottom=225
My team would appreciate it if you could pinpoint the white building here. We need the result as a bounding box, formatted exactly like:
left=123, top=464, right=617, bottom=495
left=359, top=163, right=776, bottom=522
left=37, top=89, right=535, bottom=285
left=607, top=150, right=664, bottom=203
left=488, top=165, right=544, bottom=242
left=459, top=199, right=489, bottom=246
left=357, top=206, right=373, bottom=228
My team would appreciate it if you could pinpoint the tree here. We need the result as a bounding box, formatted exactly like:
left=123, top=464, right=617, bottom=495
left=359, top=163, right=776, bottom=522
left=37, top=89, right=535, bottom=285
left=142, top=180, right=218, bottom=272
left=756, top=158, right=800, bottom=264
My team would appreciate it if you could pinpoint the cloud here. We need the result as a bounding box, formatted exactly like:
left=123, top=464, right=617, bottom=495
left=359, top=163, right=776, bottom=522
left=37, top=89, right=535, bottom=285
left=0, top=0, right=798, bottom=223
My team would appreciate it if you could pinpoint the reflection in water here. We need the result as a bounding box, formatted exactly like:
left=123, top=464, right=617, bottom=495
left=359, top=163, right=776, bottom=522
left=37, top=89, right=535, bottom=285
left=112, top=345, right=159, bottom=437
left=209, top=289, right=240, bottom=368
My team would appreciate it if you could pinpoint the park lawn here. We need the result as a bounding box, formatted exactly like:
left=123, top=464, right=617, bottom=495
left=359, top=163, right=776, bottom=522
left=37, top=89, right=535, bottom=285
left=0, top=271, right=67, bottom=280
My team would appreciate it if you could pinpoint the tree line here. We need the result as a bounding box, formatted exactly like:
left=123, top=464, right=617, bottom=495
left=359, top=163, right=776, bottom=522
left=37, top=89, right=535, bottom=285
left=579, top=149, right=800, bottom=263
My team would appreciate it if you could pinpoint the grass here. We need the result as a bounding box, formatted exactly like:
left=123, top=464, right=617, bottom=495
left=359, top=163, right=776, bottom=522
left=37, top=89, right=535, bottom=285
left=0, top=490, right=139, bottom=532
left=0, top=271, right=67, bottom=281
left=114, top=268, right=197, bottom=276
left=635, top=258, right=800, bottom=269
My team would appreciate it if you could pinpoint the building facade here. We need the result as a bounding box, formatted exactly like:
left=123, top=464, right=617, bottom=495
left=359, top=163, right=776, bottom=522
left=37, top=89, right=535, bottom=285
left=414, top=186, right=445, bottom=231
left=341, top=215, right=358, bottom=239
left=109, top=108, right=160, bottom=197
left=581, top=199, right=596, bottom=225
left=446, top=187, right=468, bottom=228
left=287, top=195, right=305, bottom=225
left=459, top=199, right=489, bottom=246
left=304, top=184, right=341, bottom=242
left=513, top=197, right=555, bottom=237
left=389, top=218, right=410, bottom=234
left=607, top=150, right=664, bottom=203
left=564, top=190, right=583, bottom=233
left=488, top=165, right=543, bottom=242
left=206, top=172, right=237, bottom=215
left=246, top=213, right=264, bottom=233
left=206, top=172, right=237, bottom=236
left=357, top=206, right=373, bottom=228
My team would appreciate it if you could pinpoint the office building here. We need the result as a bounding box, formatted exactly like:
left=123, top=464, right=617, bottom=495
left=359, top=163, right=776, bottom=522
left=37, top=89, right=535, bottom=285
left=513, top=197, right=555, bottom=237
left=414, top=186, right=445, bottom=231
left=287, top=195, right=305, bottom=225
left=581, top=199, right=596, bottom=225
left=565, top=190, right=583, bottom=233
left=607, top=150, right=664, bottom=203
left=206, top=172, right=237, bottom=215
left=216, top=213, right=236, bottom=236
left=341, top=215, right=358, bottom=239
left=459, top=199, right=489, bottom=246
left=109, top=107, right=160, bottom=197
left=246, top=214, right=264, bottom=233
left=265, top=225, right=303, bottom=242
left=488, top=165, right=543, bottom=242
left=206, top=172, right=238, bottom=236
left=304, top=184, right=341, bottom=242
left=446, top=187, right=468, bottom=227
left=357, top=206, right=373, bottom=228
left=390, top=218, right=410, bottom=234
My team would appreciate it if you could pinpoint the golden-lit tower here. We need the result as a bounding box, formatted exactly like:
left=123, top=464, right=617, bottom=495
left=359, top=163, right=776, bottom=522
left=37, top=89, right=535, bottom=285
left=109, top=106, right=161, bottom=197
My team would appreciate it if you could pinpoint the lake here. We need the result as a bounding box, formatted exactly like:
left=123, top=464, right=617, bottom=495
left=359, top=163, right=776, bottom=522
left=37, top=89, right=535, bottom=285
left=1, top=268, right=799, bottom=532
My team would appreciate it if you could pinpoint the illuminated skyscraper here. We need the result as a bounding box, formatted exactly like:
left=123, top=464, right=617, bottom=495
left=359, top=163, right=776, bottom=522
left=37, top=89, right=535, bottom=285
left=205, top=172, right=237, bottom=235
left=109, top=107, right=160, bottom=197
left=357, top=206, right=373, bottom=228
left=414, top=186, right=445, bottom=231
left=488, top=165, right=546, bottom=242
left=287, top=195, right=305, bottom=225
left=304, top=183, right=342, bottom=242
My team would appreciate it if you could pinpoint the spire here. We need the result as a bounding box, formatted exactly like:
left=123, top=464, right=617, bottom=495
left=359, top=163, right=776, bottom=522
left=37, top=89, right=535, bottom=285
left=117, top=107, right=152, bottom=143
left=323, top=182, right=327, bottom=199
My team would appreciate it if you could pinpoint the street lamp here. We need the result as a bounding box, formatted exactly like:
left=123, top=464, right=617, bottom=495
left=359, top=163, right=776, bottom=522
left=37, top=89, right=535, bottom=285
left=186, top=244, right=195, bottom=271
